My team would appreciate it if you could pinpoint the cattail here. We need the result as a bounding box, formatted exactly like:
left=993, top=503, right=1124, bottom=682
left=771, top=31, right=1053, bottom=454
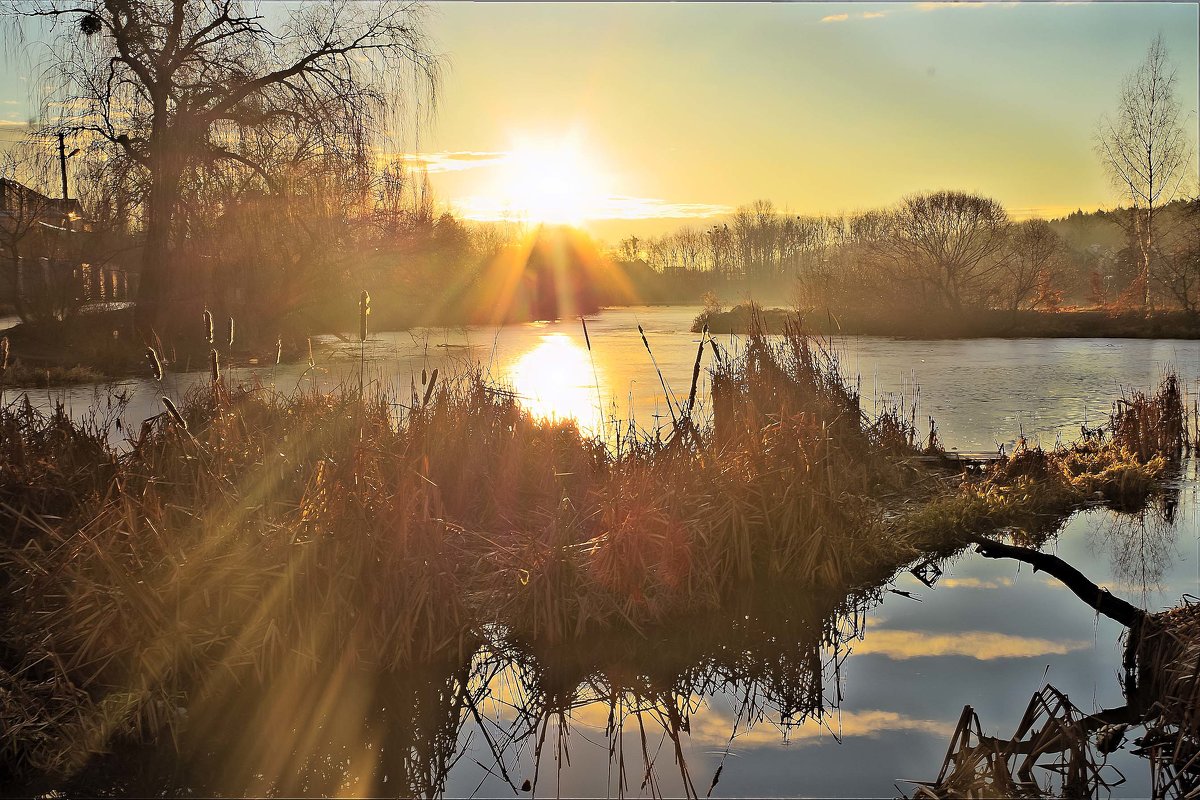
left=359, top=290, right=371, bottom=342
left=162, top=396, right=187, bottom=430
left=203, top=309, right=214, bottom=344
left=209, top=348, right=220, bottom=383
left=275, top=337, right=283, bottom=366
left=581, top=316, right=592, bottom=351
left=227, top=316, right=235, bottom=348
left=421, top=367, right=428, bottom=386
left=145, top=346, right=163, bottom=381
left=307, top=337, right=314, bottom=369
left=0, top=336, right=8, bottom=375
left=422, top=367, right=439, bottom=406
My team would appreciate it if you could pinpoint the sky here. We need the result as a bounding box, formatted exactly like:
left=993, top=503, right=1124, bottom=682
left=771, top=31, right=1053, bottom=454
left=415, top=1, right=1199, bottom=238
left=1, top=1, right=1197, bottom=241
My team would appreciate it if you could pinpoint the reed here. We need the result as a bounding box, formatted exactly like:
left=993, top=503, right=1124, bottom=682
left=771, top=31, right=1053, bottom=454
left=145, top=347, right=163, bottom=382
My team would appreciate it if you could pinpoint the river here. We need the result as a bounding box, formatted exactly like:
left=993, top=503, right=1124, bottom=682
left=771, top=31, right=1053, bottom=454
left=11, top=305, right=1200, bottom=797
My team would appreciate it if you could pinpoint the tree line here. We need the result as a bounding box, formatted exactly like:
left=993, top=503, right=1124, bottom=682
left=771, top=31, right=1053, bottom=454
left=616, top=192, right=1200, bottom=314
left=618, top=34, right=1197, bottom=316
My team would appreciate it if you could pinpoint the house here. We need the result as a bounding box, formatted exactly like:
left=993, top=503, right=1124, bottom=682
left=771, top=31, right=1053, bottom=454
left=0, top=178, right=135, bottom=315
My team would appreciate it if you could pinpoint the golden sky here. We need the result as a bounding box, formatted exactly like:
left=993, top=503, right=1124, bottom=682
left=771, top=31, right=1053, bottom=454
left=0, top=2, right=1195, bottom=239
left=417, top=1, right=1199, bottom=238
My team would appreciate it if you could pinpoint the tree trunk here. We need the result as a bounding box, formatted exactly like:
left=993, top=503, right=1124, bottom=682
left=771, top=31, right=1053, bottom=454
left=136, top=141, right=186, bottom=337
left=1136, top=206, right=1153, bottom=310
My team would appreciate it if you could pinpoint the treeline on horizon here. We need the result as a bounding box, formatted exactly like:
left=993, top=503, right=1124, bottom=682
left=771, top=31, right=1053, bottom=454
left=7, top=127, right=1199, bottom=346
left=611, top=194, right=1200, bottom=315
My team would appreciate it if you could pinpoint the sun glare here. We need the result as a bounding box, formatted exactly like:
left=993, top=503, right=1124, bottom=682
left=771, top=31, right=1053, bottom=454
left=507, top=333, right=603, bottom=431
left=475, top=136, right=609, bottom=225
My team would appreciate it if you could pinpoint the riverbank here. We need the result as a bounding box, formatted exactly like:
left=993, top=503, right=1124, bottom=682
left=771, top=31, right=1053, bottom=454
left=0, top=308, right=311, bottom=387
left=0, top=321, right=1187, bottom=783
left=695, top=304, right=1200, bottom=339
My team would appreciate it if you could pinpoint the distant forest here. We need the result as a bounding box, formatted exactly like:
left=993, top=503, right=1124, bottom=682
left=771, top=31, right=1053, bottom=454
left=609, top=195, right=1200, bottom=315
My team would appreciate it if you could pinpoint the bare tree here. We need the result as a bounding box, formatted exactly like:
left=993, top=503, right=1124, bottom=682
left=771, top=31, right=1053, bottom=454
left=1156, top=198, right=1200, bottom=313
left=3, top=0, right=440, bottom=335
left=882, top=191, right=1010, bottom=310
left=998, top=219, right=1068, bottom=311
left=1095, top=34, right=1195, bottom=309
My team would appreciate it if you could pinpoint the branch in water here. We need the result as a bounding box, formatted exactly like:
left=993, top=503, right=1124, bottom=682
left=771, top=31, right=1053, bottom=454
left=973, top=537, right=1146, bottom=628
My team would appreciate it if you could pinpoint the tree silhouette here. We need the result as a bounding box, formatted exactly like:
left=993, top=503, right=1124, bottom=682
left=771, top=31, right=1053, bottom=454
left=3, top=0, right=439, bottom=334
left=883, top=191, right=1009, bottom=310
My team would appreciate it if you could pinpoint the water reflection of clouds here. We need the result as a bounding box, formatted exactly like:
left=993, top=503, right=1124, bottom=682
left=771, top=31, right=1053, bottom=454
left=938, top=576, right=1015, bottom=589
left=687, top=707, right=957, bottom=747
left=853, top=629, right=1091, bottom=660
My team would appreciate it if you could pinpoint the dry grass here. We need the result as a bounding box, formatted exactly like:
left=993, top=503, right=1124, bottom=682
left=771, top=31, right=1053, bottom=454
left=899, top=373, right=1185, bottom=553
left=1128, top=600, right=1200, bottom=797
left=908, top=687, right=1123, bottom=799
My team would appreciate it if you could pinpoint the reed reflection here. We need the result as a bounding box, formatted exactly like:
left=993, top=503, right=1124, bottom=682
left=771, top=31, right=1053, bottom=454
left=51, top=589, right=878, bottom=798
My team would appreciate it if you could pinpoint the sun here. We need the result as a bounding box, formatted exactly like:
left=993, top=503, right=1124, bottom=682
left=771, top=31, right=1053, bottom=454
left=470, top=135, right=609, bottom=226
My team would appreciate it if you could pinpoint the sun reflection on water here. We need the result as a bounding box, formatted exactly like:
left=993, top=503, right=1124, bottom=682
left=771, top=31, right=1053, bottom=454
left=507, top=333, right=604, bottom=433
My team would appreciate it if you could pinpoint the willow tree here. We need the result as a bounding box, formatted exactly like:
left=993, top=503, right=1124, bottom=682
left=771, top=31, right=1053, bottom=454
left=1095, top=35, right=1193, bottom=309
left=3, top=0, right=439, bottom=334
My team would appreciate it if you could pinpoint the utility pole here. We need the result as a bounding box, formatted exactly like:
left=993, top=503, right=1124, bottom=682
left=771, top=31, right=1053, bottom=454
left=58, top=132, right=69, bottom=200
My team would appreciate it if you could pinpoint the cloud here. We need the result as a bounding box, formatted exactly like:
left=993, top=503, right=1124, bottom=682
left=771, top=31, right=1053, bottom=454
left=915, top=1, right=990, bottom=10
left=550, top=697, right=955, bottom=749
left=593, top=195, right=734, bottom=220
left=398, top=151, right=509, bottom=174
left=823, top=10, right=887, bottom=24
left=938, top=576, right=1015, bottom=589
left=853, top=629, right=1091, bottom=660
left=689, top=707, right=957, bottom=747
left=454, top=194, right=733, bottom=223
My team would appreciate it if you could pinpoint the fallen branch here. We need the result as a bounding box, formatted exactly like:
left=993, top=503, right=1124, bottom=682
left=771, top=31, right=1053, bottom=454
left=973, top=537, right=1146, bottom=628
